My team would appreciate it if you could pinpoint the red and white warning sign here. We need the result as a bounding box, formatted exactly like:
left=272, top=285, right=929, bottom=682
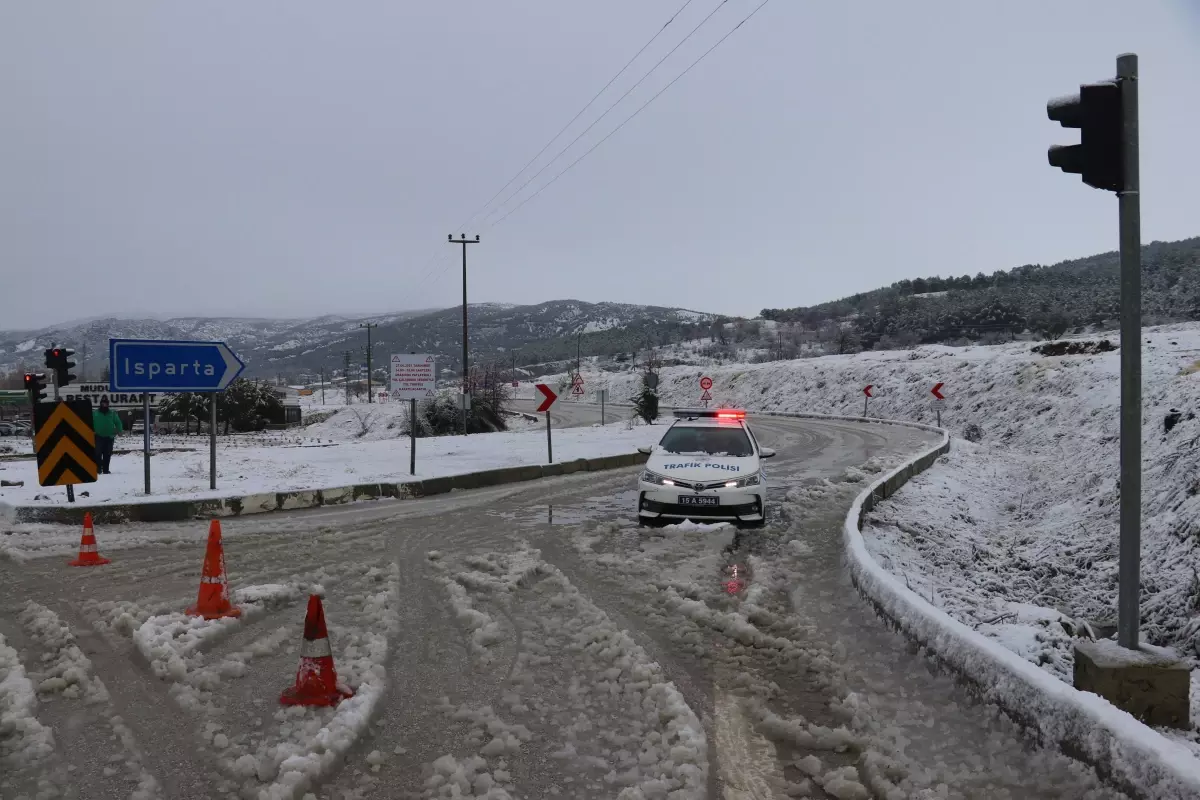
left=700, top=389, right=712, bottom=402
left=699, top=376, right=713, bottom=391
left=571, top=383, right=585, bottom=396
left=389, top=354, right=437, bottom=401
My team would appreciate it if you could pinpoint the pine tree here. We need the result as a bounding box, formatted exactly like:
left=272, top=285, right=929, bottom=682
left=632, top=386, right=659, bottom=425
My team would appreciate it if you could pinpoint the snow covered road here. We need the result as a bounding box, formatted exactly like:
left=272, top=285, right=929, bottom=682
left=0, top=417, right=1126, bottom=799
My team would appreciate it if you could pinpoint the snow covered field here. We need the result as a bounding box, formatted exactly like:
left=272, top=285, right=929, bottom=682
left=0, top=416, right=660, bottom=509
left=543, top=325, right=1200, bottom=755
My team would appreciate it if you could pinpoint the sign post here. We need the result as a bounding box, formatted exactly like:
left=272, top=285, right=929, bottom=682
left=410, top=398, right=417, bottom=475
left=863, top=384, right=874, bottom=417
left=699, top=376, right=713, bottom=408
left=931, top=382, right=945, bottom=427
left=390, top=354, right=437, bottom=473
left=599, top=389, right=606, bottom=426
left=210, top=395, right=218, bottom=490
left=536, top=383, right=558, bottom=463
left=109, top=338, right=245, bottom=495
left=143, top=395, right=151, bottom=494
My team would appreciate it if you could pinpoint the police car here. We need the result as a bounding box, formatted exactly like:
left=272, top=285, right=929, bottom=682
left=636, top=409, right=774, bottom=527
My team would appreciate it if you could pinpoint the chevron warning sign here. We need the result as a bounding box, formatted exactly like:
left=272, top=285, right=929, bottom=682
left=34, top=400, right=98, bottom=487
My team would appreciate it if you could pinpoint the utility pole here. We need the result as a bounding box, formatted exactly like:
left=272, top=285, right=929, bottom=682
left=320, top=366, right=326, bottom=405
left=343, top=350, right=354, bottom=404
left=359, top=322, right=378, bottom=403
left=576, top=334, right=582, bottom=379
left=448, top=234, right=480, bottom=435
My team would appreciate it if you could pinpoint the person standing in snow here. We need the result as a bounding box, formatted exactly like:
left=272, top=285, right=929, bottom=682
left=92, top=397, right=123, bottom=475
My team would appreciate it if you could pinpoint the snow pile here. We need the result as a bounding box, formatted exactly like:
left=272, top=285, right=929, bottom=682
left=302, top=402, right=415, bottom=441
left=19, top=602, right=109, bottom=703
left=0, top=633, right=55, bottom=775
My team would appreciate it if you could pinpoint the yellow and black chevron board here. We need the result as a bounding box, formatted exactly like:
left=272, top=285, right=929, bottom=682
left=34, top=400, right=98, bottom=486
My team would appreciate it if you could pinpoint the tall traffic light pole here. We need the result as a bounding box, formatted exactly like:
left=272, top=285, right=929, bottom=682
left=1048, top=53, right=1140, bottom=649
left=359, top=322, right=378, bottom=403
left=448, top=234, right=480, bottom=435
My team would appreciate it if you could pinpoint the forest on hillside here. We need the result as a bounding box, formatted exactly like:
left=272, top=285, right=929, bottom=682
left=762, top=237, right=1200, bottom=349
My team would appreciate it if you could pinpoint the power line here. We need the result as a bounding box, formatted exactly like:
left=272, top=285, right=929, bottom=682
left=411, top=0, right=772, bottom=302
left=406, top=0, right=702, bottom=298
left=491, top=0, right=772, bottom=227
left=481, top=0, right=735, bottom=227
left=456, top=0, right=699, bottom=233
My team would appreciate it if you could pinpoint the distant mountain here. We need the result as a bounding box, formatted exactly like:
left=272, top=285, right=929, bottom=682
left=0, top=301, right=717, bottom=382
left=761, top=236, right=1200, bottom=348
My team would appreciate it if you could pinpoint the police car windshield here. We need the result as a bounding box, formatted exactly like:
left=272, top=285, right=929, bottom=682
left=658, top=426, right=753, bottom=457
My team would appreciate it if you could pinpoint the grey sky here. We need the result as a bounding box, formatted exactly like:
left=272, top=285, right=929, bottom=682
left=1, top=1, right=1196, bottom=331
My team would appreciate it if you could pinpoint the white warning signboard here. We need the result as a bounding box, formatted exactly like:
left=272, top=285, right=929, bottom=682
left=390, top=354, right=437, bottom=401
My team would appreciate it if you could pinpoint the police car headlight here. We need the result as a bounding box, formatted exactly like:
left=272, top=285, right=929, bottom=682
left=641, top=470, right=675, bottom=486
left=724, top=472, right=762, bottom=489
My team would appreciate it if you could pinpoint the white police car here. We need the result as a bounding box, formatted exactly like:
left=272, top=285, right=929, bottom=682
left=636, top=409, right=774, bottom=527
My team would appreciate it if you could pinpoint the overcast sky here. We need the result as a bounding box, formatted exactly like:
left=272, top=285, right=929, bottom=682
left=2, top=1, right=1197, bottom=331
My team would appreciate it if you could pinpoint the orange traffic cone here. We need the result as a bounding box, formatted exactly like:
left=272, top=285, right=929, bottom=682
left=69, top=512, right=110, bottom=567
left=280, top=594, right=354, bottom=707
left=185, top=520, right=241, bottom=620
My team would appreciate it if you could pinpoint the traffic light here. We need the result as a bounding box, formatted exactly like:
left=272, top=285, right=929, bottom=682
left=23, top=372, right=48, bottom=403
left=44, top=347, right=77, bottom=386
left=1047, top=79, right=1123, bottom=192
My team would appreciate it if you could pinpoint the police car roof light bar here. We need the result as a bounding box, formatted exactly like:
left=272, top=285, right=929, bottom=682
left=672, top=408, right=746, bottom=420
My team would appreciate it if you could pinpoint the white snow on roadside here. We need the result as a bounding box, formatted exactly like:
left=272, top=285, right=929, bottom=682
left=0, top=416, right=661, bottom=509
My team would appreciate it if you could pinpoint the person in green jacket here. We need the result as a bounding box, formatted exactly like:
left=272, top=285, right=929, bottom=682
left=92, top=398, right=123, bottom=475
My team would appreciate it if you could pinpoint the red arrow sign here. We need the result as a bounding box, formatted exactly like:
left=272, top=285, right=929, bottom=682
left=536, top=383, right=558, bottom=413
left=863, top=384, right=873, bottom=398
left=931, top=382, right=945, bottom=400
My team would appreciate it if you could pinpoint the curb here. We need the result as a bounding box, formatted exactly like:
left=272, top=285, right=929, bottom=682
left=834, top=417, right=1200, bottom=799
left=9, top=452, right=650, bottom=525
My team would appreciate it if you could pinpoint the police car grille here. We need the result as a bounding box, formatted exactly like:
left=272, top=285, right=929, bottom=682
left=675, top=479, right=728, bottom=491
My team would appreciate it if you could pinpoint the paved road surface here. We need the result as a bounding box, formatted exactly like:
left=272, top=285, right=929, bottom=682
left=509, top=399, right=614, bottom=431
left=0, top=416, right=1124, bottom=799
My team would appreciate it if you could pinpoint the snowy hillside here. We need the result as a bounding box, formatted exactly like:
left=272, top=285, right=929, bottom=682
left=0, top=301, right=715, bottom=382
left=543, top=325, right=1200, bottom=692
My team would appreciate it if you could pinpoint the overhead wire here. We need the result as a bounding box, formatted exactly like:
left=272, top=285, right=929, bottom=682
left=490, top=0, right=773, bottom=228
left=454, top=0, right=699, bottom=234
left=480, top=0, right=736, bottom=227
left=414, top=0, right=773, bottom=298
left=405, top=0, right=702, bottom=297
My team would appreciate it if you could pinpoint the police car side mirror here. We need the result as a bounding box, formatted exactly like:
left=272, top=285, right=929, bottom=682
left=759, top=448, right=776, bottom=458
left=637, top=446, right=652, bottom=455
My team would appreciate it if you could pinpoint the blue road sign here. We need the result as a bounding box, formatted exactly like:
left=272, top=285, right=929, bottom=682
left=109, top=339, right=245, bottom=393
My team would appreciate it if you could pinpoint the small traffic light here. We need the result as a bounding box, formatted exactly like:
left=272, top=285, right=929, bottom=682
left=1047, top=80, right=1123, bottom=192
left=24, top=372, right=48, bottom=403
left=44, top=347, right=77, bottom=386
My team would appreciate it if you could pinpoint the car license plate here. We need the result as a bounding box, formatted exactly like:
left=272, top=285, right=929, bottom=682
left=678, top=495, right=718, bottom=507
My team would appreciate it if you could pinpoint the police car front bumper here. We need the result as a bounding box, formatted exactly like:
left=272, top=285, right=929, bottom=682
left=637, top=482, right=766, bottom=523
